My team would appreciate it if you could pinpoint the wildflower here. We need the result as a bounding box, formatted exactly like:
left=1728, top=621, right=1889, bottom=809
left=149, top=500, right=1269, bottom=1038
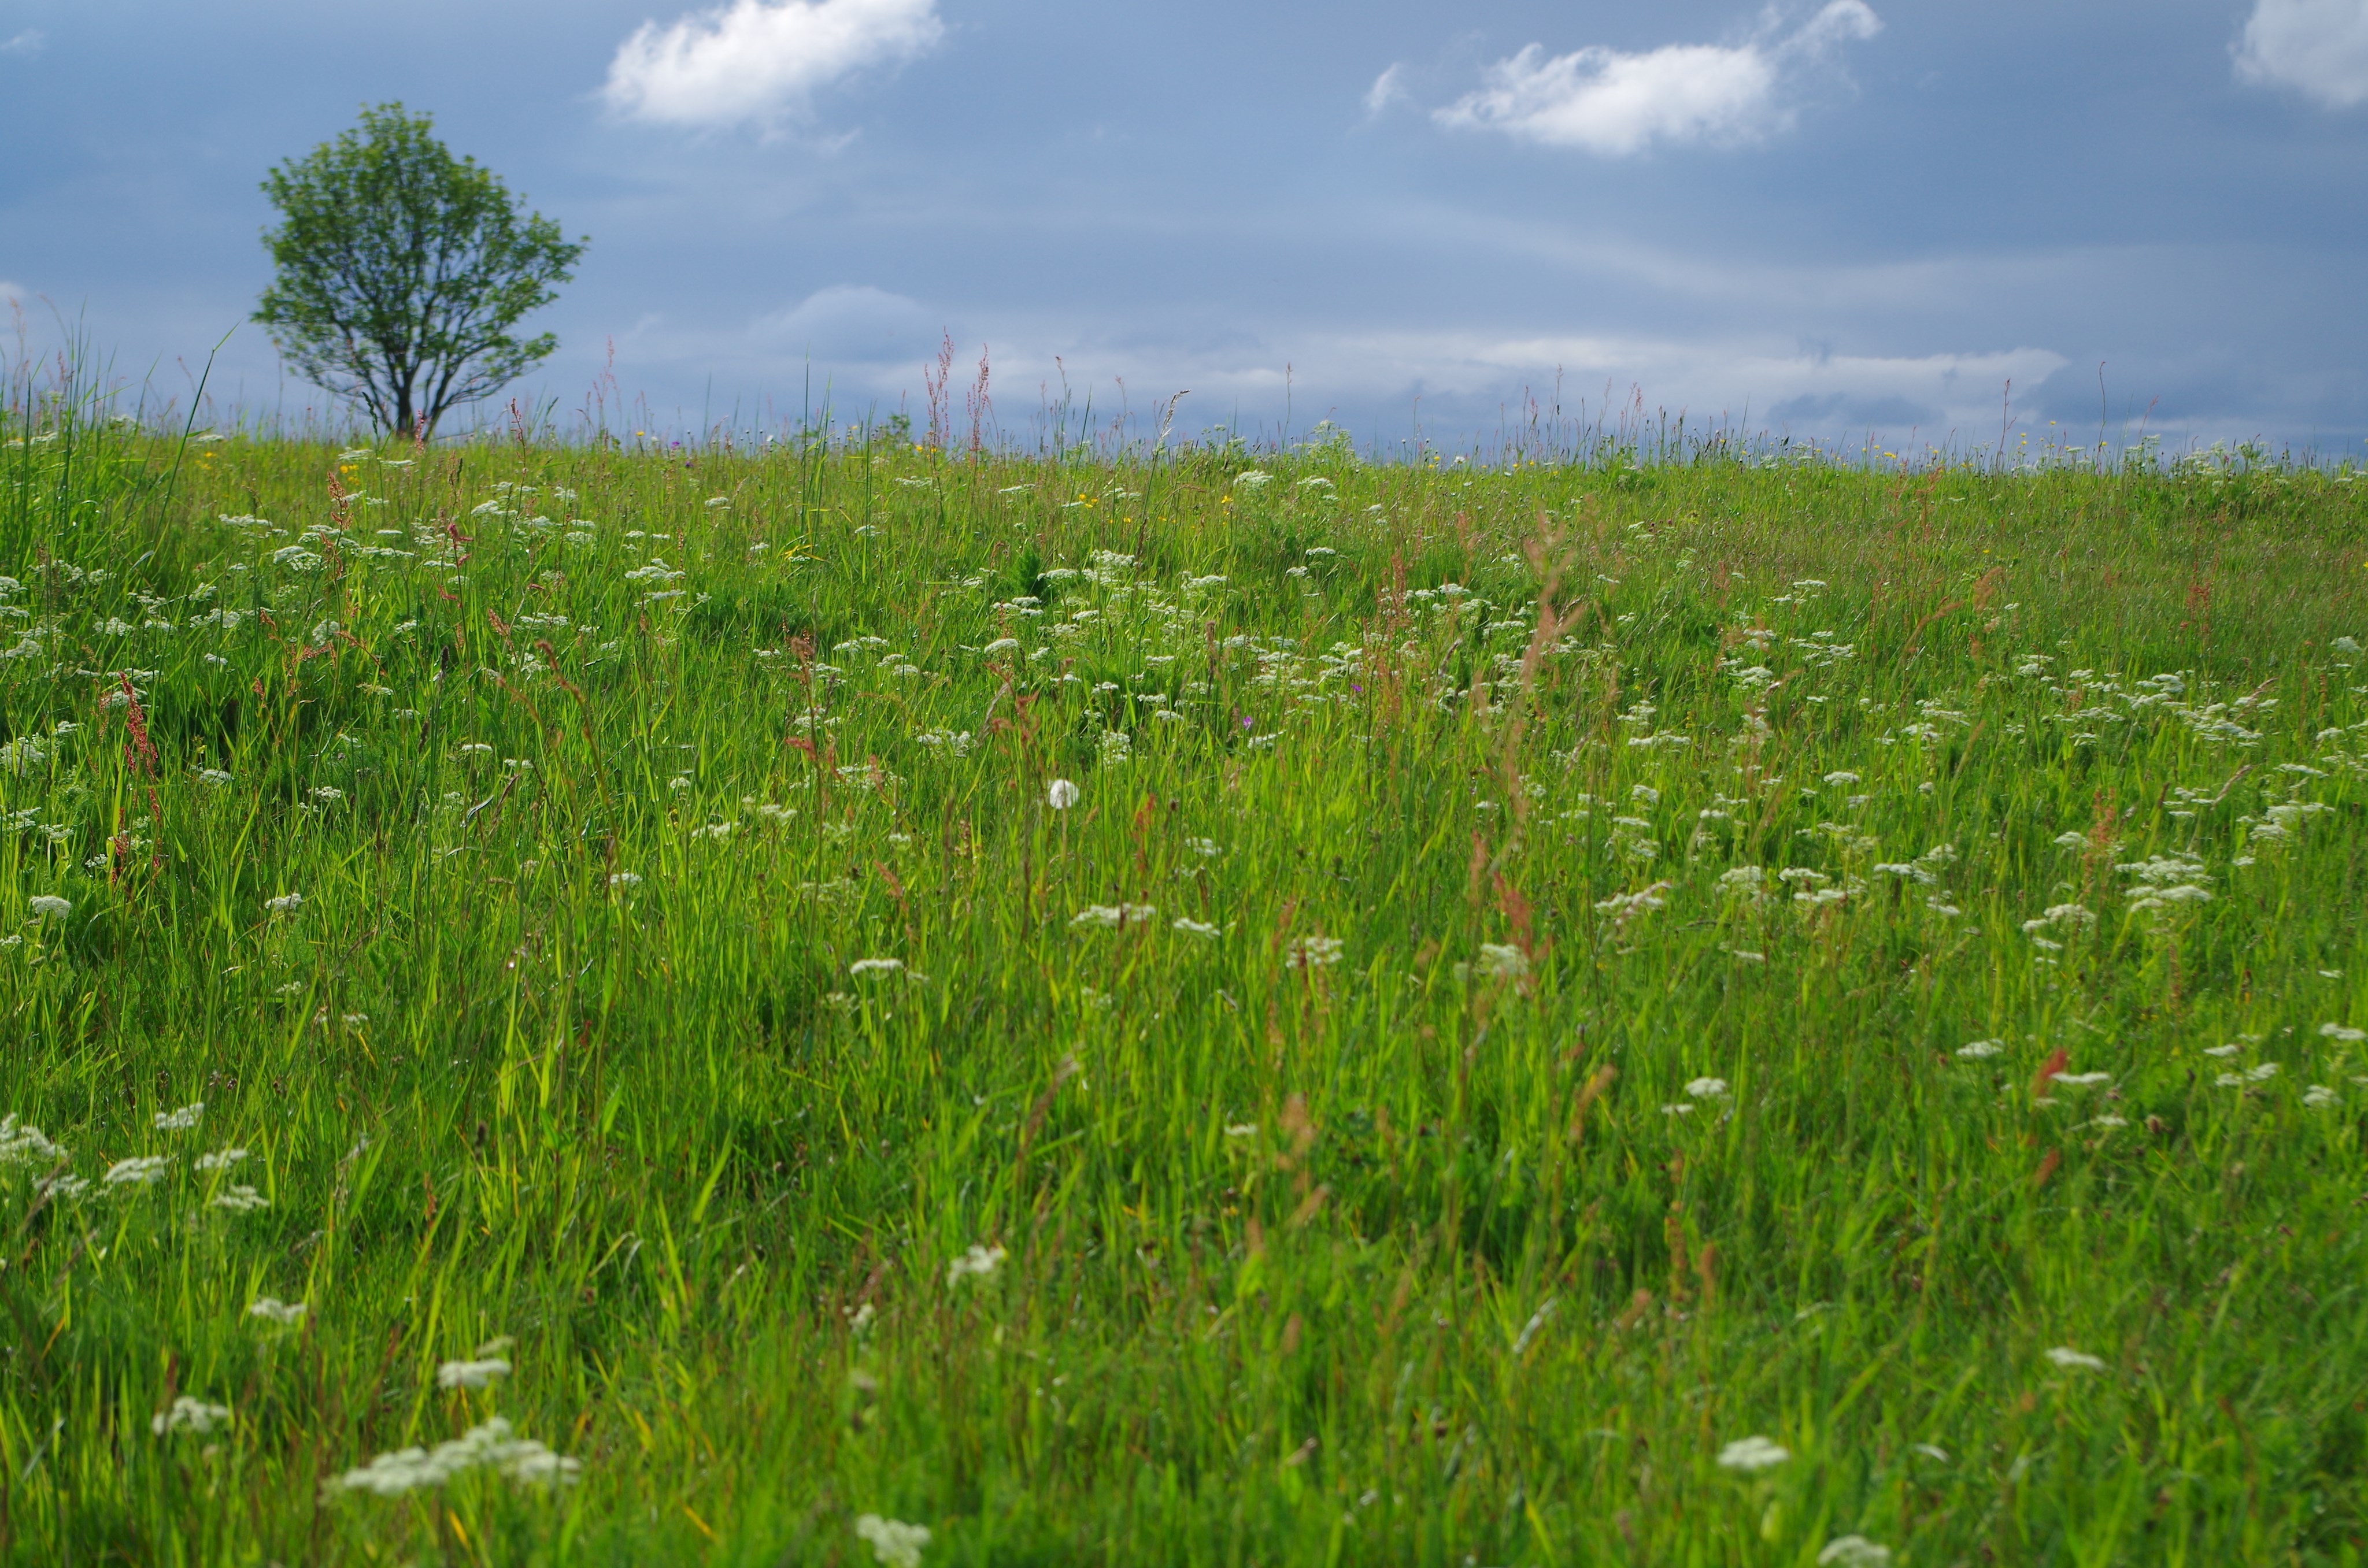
left=2304, top=1085, right=2339, bottom=1107
left=1475, top=942, right=1528, bottom=978
left=2052, top=1072, right=2110, bottom=1089
left=153, top=1102, right=204, bottom=1132
left=1172, top=917, right=1222, bottom=937
left=2045, top=1346, right=2106, bottom=1370
left=1662, top=1103, right=1694, bottom=1116
left=1224, top=1123, right=1258, bottom=1137
left=1287, top=935, right=1344, bottom=968
left=152, top=1397, right=232, bottom=1436
left=250, top=1297, right=309, bottom=1326
left=197, top=768, right=232, bottom=785
left=326, top=1417, right=579, bottom=1497
left=436, top=1358, right=512, bottom=1391
left=850, top=958, right=905, bottom=976
left=946, top=1243, right=1006, bottom=1287
left=265, top=892, right=304, bottom=914
left=608, top=872, right=643, bottom=888
left=103, top=1155, right=173, bottom=1187
left=980, top=637, right=1020, bottom=654
left=1717, top=1435, right=1790, bottom=1471
left=0, top=1115, right=68, bottom=1165
left=855, top=1514, right=933, bottom=1568
left=1821, top=771, right=1860, bottom=787
left=2321, top=1022, right=2366, bottom=1042
left=1187, top=837, right=1218, bottom=855
left=35, top=1173, right=88, bottom=1201
left=1818, top=1538, right=1892, bottom=1566
left=1046, top=779, right=1079, bottom=809
left=846, top=1302, right=877, bottom=1336
left=1685, top=1077, right=1730, bottom=1099
left=28, top=894, right=68, bottom=921
left=1072, top=903, right=1156, bottom=929
left=1956, top=1040, right=2006, bottom=1059
left=210, top=1185, right=269, bottom=1211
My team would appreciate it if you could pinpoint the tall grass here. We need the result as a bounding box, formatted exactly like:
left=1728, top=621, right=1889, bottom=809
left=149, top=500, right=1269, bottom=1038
left=1, top=363, right=2365, bottom=1565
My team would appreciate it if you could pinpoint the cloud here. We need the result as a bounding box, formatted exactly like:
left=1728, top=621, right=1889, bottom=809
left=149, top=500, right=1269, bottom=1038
left=2236, top=0, right=2368, bottom=108
left=0, top=29, right=45, bottom=57
left=604, top=0, right=942, bottom=129
left=1435, top=1, right=1881, bottom=155
left=757, top=284, right=930, bottom=361
left=1364, top=64, right=1407, bottom=117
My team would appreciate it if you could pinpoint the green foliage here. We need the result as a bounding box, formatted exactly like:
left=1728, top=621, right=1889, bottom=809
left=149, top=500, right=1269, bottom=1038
left=254, top=103, right=586, bottom=439
left=1, top=417, right=2366, bottom=1565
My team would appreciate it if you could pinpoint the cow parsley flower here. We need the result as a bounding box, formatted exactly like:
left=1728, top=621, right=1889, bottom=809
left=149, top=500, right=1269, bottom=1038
left=1047, top=779, right=1079, bottom=809
left=210, top=1185, right=270, bottom=1211
left=1171, top=917, right=1222, bottom=937
left=855, top=1514, right=932, bottom=1568
left=1717, top=1435, right=1790, bottom=1471
left=1287, top=935, right=1344, bottom=968
left=1072, top=903, right=1156, bottom=929
left=436, top=1358, right=512, bottom=1391
left=250, top=1297, right=308, bottom=1326
left=946, top=1243, right=1006, bottom=1287
left=265, top=892, right=304, bottom=914
left=2321, top=1022, right=2366, bottom=1043
left=1475, top=942, right=1528, bottom=978
left=152, top=1397, right=232, bottom=1436
left=849, top=958, right=905, bottom=976
left=28, top=894, right=68, bottom=921
left=2045, top=1346, right=2105, bottom=1371
left=1685, top=1077, right=1729, bottom=1099
left=1956, top=1040, right=2006, bottom=1059
left=153, top=1102, right=204, bottom=1132
left=103, top=1155, right=173, bottom=1187
left=326, top=1417, right=578, bottom=1497
left=2304, top=1085, right=2339, bottom=1107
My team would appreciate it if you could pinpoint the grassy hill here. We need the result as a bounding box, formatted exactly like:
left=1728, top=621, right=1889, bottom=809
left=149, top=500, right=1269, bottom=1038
left=2, top=414, right=2365, bottom=1564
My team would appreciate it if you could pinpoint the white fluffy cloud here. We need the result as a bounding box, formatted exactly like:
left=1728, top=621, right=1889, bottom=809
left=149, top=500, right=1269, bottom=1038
left=2236, top=0, right=2368, bottom=108
left=1435, top=1, right=1881, bottom=156
left=604, top=0, right=942, bottom=129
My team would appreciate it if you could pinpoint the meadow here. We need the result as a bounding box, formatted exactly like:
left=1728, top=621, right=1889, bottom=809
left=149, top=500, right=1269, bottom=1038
left=1, top=394, right=2365, bottom=1566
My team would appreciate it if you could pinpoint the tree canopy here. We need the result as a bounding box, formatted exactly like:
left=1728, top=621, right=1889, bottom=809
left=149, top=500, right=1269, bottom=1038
left=254, top=103, right=586, bottom=439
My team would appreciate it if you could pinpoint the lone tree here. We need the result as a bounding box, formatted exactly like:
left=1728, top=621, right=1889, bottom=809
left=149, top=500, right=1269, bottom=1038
left=254, top=103, right=586, bottom=439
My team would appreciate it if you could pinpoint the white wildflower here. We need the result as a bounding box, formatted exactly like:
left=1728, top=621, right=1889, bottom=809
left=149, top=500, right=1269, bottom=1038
left=855, top=1514, right=933, bottom=1568
left=210, top=1185, right=270, bottom=1211
left=1717, top=1435, right=1790, bottom=1472
left=103, top=1155, right=173, bottom=1187
left=1046, top=779, right=1079, bottom=809
left=153, top=1102, right=204, bottom=1132
left=1475, top=942, right=1528, bottom=978
left=436, top=1358, right=512, bottom=1391
left=946, top=1243, right=1006, bottom=1287
left=2052, top=1072, right=2110, bottom=1089
left=250, top=1297, right=309, bottom=1326
left=849, top=958, right=905, bottom=976
left=0, top=1115, right=68, bottom=1165
left=1956, top=1040, right=2006, bottom=1059
left=2045, top=1346, right=2106, bottom=1371
left=265, top=892, right=304, bottom=914
left=326, top=1417, right=579, bottom=1497
left=2319, top=1022, right=2366, bottom=1043
left=1072, top=903, right=1157, bottom=930
left=1287, top=935, right=1344, bottom=968
left=2304, top=1085, right=2339, bottom=1107
left=151, top=1397, right=232, bottom=1436
left=28, top=894, right=69, bottom=921
left=1171, top=917, right=1222, bottom=937
left=1818, top=1537, right=1892, bottom=1567
left=608, top=872, right=643, bottom=888
left=1685, top=1077, right=1730, bottom=1099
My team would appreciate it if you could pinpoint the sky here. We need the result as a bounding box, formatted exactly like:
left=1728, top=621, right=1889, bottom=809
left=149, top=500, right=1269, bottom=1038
left=4, top=0, right=2368, bottom=457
